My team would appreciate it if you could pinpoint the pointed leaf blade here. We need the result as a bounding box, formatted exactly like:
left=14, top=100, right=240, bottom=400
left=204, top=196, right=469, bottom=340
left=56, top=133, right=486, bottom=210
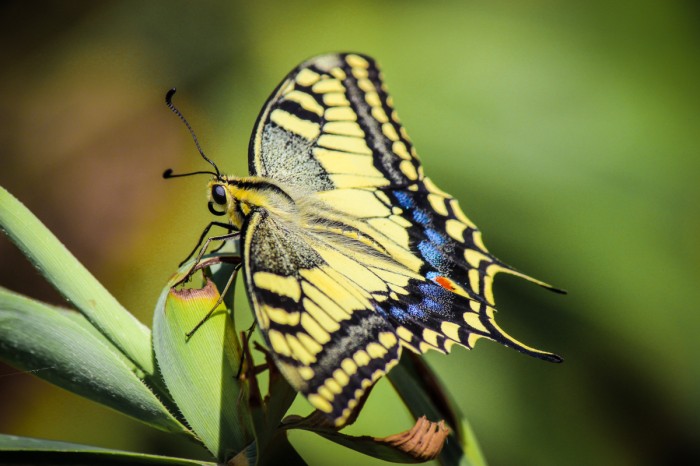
left=0, top=287, right=190, bottom=436
left=0, top=434, right=215, bottom=465
left=0, top=186, right=154, bottom=375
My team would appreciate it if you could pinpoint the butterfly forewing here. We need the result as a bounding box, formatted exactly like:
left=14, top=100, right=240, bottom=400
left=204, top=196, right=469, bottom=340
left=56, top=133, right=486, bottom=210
left=249, top=53, right=421, bottom=189
left=242, top=53, right=561, bottom=426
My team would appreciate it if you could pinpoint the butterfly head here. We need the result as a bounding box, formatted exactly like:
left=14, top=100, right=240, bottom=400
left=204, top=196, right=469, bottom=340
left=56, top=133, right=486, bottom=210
left=207, top=176, right=299, bottom=229
left=206, top=177, right=245, bottom=229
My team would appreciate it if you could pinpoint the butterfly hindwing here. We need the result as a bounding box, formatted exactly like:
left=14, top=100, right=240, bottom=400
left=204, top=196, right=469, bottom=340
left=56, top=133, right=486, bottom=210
left=242, top=209, right=402, bottom=423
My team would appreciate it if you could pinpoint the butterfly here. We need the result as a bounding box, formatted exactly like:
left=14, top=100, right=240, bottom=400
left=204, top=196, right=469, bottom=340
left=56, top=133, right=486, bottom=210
left=166, top=53, right=562, bottom=427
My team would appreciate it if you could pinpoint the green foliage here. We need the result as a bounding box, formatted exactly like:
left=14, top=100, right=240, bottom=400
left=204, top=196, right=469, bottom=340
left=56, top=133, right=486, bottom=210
left=0, top=287, right=187, bottom=436
left=0, top=436, right=209, bottom=466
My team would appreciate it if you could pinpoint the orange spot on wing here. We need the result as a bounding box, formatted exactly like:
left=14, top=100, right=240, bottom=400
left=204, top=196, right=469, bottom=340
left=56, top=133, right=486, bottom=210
left=435, top=276, right=455, bottom=291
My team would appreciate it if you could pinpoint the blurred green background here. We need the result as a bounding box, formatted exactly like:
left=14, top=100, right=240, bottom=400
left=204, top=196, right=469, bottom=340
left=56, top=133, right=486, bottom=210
left=1, top=1, right=698, bottom=465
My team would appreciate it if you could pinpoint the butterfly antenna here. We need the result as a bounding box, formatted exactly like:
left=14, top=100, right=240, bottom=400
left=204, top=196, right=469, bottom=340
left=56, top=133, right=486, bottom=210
left=165, top=88, right=221, bottom=178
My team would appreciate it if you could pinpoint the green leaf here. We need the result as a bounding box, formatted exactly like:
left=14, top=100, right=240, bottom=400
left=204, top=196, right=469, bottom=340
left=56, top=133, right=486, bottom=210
left=0, top=287, right=190, bottom=437
left=388, top=354, right=488, bottom=466
left=0, top=186, right=154, bottom=376
left=153, top=260, right=254, bottom=461
left=0, top=434, right=215, bottom=465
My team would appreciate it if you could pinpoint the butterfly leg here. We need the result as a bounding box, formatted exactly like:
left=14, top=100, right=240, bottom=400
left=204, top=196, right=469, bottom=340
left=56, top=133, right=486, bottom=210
left=178, top=220, right=238, bottom=267
left=235, top=320, right=260, bottom=378
left=181, top=230, right=240, bottom=285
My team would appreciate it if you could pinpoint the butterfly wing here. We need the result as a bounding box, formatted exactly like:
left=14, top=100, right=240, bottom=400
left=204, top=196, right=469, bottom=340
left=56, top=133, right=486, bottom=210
left=242, top=209, right=403, bottom=425
left=243, top=53, right=561, bottom=425
left=249, top=53, right=418, bottom=190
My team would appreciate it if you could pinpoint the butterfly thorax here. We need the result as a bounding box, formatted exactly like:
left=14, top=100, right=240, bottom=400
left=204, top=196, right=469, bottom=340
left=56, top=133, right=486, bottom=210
left=208, top=176, right=299, bottom=229
left=208, top=175, right=402, bottom=267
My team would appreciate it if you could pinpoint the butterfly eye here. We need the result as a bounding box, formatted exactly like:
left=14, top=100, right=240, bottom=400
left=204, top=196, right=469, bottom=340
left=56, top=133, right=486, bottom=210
left=212, top=185, right=227, bottom=205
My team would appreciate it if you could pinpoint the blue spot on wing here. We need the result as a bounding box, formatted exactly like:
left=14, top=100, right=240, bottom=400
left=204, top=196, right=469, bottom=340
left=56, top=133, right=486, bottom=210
left=418, top=240, right=446, bottom=269
left=417, top=283, right=457, bottom=320
left=425, top=228, right=447, bottom=246
left=418, top=281, right=447, bottom=300
left=393, top=191, right=415, bottom=209
left=421, top=297, right=442, bottom=312
left=389, top=305, right=408, bottom=321
left=407, top=304, right=427, bottom=319
left=413, top=209, right=430, bottom=225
